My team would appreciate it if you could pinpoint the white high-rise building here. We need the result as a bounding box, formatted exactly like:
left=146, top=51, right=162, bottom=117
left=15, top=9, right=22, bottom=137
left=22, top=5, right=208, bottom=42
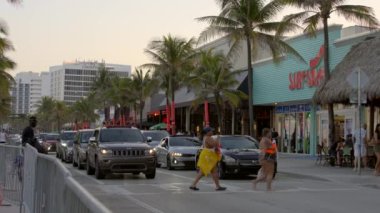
left=50, top=61, right=131, bottom=105
left=40, top=72, right=51, bottom=97
left=10, top=71, right=51, bottom=115
left=11, top=72, right=42, bottom=114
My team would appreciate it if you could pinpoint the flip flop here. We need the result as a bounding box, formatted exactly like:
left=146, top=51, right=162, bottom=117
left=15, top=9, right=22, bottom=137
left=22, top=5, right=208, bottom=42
left=189, top=186, right=199, bottom=191
left=216, top=187, right=226, bottom=191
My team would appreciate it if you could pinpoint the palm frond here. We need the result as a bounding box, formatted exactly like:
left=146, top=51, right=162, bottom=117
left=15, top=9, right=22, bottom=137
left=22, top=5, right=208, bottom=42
left=303, top=13, right=322, bottom=36
left=259, top=0, right=285, bottom=22
left=335, top=5, right=379, bottom=27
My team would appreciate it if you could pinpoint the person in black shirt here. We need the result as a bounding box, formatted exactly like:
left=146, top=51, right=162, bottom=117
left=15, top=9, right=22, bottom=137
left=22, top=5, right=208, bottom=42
left=22, top=116, right=47, bottom=154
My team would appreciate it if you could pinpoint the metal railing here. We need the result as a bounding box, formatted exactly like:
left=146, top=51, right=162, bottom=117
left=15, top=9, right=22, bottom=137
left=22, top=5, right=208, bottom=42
left=0, top=144, right=23, bottom=206
left=1, top=142, right=111, bottom=213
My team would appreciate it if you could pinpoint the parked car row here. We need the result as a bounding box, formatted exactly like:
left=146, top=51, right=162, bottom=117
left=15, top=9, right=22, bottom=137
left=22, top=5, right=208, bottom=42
left=56, top=127, right=156, bottom=180
left=54, top=128, right=273, bottom=180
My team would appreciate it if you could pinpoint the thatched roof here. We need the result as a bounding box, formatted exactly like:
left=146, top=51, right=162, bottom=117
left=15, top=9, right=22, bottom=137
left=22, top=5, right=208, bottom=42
left=314, top=35, right=380, bottom=104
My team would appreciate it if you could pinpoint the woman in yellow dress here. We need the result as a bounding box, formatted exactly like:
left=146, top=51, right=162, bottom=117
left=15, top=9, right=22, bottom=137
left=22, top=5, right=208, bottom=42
left=189, top=127, right=226, bottom=191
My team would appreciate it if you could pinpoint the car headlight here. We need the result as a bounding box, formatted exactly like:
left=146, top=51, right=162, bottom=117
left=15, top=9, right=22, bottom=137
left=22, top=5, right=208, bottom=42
left=100, top=149, right=112, bottom=155
left=62, top=143, right=67, bottom=147
left=145, top=149, right=156, bottom=156
left=171, top=152, right=182, bottom=157
left=223, top=155, right=237, bottom=164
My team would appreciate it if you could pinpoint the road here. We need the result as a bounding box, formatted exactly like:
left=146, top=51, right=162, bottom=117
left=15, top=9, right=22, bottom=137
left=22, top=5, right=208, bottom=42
left=64, top=159, right=380, bottom=213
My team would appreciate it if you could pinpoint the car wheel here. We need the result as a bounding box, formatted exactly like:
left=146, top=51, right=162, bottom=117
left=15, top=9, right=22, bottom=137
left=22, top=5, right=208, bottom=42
left=78, top=156, right=84, bottom=170
left=145, top=169, right=156, bottom=179
left=72, top=154, right=78, bottom=167
left=86, top=158, right=95, bottom=175
left=167, top=157, right=173, bottom=170
left=95, top=158, right=105, bottom=179
left=218, top=163, right=226, bottom=179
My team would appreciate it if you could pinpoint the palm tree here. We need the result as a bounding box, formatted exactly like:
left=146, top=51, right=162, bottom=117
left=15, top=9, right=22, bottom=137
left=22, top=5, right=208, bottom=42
left=0, top=24, right=16, bottom=119
left=53, top=100, right=68, bottom=132
left=132, top=68, right=157, bottom=129
left=106, top=76, right=136, bottom=125
left=91, top=63, right=113, bottom=121
left=143, top=35, right=196, bottom=134
left=190, top=50, right=247, bottom=133
left=70, top=97, right=99, bottom=128
left=280, top=0, right=379, bottom=144
left=35, top=97, right=56, bottom=131
left=197, top=0, right=304, bottom=136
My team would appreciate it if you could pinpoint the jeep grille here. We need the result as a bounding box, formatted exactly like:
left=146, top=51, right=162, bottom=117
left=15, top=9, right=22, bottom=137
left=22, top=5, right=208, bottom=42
left=113, top=149, right=145, bottom=157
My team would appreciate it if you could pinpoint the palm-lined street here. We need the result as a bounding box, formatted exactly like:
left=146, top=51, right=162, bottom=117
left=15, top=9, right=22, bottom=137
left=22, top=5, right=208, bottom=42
left=65, top=155, right=380, bottom=213
left=1, top=1, right=380, bottom=213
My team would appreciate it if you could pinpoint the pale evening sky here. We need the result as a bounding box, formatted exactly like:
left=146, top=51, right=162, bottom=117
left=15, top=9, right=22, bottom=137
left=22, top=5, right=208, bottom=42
left=0, top=0, right=379, bottom=75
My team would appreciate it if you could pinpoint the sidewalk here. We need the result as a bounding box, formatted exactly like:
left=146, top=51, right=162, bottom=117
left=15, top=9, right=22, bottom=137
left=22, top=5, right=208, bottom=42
left=277, top=153, right=380, bottom=188
left=0, top=201, right=19, bottom=213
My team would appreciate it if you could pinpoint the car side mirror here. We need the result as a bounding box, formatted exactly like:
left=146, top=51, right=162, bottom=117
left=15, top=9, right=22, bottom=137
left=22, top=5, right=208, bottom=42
left=89, top=137, right=96, bottom=144
left=147, top=137, right=152, bottom=143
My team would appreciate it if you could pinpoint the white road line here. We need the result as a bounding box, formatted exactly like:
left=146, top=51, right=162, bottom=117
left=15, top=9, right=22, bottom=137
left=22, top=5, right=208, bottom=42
left=125, top=195, right=165, bottom=213
left=156, top=170, right=195, bottom=181
left=68, top=166, right=105, bottom=185
left=103, top=185, right=164, bottom=213
left=156, top=170, right=242, bottom=191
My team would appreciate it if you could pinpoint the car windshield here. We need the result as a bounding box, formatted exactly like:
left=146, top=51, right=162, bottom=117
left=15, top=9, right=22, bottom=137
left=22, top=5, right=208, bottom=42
left=81, top=131, right=94, bottom=143
left=169, top=137, right=201, bottom=147
left=220, top=136, right=259, bottom=150
left=142, top=131, right=169, bottom=141
left=45, top=134, right=59, bottom=140
left=60, top=132, right=76, bottom=140
left=100, top=129, right=144, bottom=143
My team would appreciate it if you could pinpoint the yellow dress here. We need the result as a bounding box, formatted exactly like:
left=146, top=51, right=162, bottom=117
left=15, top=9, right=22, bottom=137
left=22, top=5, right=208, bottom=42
left=197, top=148, right=219, bottom=176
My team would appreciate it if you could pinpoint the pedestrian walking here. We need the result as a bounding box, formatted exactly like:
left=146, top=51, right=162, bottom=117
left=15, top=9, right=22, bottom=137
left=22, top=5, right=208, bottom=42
left=253, top=128, right=277, bottom=191
left=189, top=127, right=226, bottom=191
left=353, top=124, right=367, bottom=171
left=373, top=124, right=380, bottom=176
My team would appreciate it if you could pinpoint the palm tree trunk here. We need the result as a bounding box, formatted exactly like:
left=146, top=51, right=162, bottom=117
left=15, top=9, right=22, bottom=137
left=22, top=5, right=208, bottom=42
left=323, top=17, right=335, bottom=145
left=370, top=103, right=375, bottom=138
left=171, top=85, right=176, bottom=135
left=166, top=98, right=171, bottom=132
left=114, top=106, right=120, bottom=123
left=204, top=100, right=209, bottom=127
left=215, top=93, right=223, bottom=134
left=139, top=101, right=144, bottom=129
left=246, top=36, right=255, bottom=137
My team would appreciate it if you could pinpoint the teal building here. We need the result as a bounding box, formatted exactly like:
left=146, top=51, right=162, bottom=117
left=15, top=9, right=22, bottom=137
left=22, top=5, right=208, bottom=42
left=252, top=25, right=380, bottom=155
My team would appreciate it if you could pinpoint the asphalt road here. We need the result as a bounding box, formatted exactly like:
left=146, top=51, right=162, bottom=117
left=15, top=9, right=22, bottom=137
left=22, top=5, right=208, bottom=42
left=64, top=161, right=379, bottom=213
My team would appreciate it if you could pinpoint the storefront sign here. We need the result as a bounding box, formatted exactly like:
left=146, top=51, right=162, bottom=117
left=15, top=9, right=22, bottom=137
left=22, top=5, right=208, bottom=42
left=289, top=46, right=325, bottom=90
left=275, top=104, right=311, bottom=114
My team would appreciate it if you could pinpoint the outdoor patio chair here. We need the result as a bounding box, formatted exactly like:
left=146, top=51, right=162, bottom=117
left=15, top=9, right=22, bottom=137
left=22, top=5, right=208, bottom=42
left=342, top=146, right=352, bottom=167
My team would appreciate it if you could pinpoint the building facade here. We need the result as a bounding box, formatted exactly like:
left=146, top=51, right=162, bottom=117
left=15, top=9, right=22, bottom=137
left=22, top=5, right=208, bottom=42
left=252, top=25, right=380, bottom=155
left=49, top=61, right=131, bottom=105
left=11, top=72, right=42, bottom=114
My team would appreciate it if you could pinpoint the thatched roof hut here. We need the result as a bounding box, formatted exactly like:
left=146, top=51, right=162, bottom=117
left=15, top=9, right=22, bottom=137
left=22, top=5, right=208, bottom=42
left=314, top=35, right=380, bottom=104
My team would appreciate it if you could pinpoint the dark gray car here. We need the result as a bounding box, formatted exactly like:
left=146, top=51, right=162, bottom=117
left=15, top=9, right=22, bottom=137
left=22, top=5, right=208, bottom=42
left=73, top=129, right=94, bottom=169
left=155, top=136, right=201, bottom=170
left=141, top=130, right=170, bottom=148
left=86, top=128, right=156, bottom=179
left=58, top=131, right=76, bottom=163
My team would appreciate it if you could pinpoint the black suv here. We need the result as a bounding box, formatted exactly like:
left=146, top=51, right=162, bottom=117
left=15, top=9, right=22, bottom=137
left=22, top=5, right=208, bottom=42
left=86, top=127, right=156, bottom=179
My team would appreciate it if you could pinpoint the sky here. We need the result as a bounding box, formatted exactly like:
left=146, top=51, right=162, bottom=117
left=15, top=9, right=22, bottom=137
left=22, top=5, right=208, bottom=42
left=0, top=0, right=379, bottom=75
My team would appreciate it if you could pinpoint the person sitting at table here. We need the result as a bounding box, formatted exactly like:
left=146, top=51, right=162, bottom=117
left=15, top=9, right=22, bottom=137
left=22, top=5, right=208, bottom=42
left=336, top=137, right=345, bottom=167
